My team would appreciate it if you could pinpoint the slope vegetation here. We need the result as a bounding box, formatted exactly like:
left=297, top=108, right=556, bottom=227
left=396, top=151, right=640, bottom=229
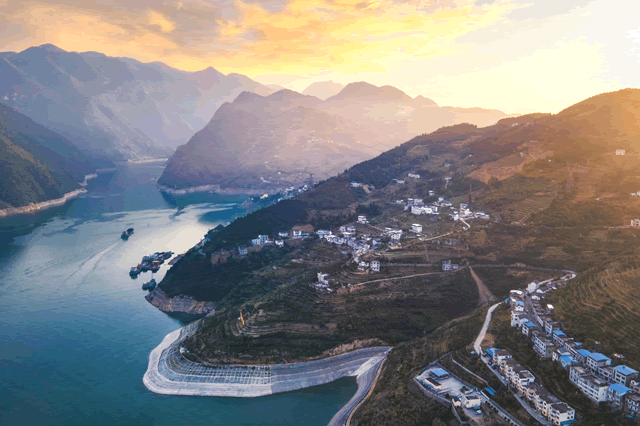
left=0, top=103, right=95, bottom=209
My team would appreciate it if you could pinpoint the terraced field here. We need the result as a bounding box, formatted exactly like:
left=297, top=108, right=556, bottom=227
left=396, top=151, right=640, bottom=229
left=509, top=196, right=554, bottom=223
left=550, top=266, right=640, bottom=368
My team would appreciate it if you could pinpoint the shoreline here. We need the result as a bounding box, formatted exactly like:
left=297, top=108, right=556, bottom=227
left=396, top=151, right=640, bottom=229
left=157, top=183, right=280, bottom=197
left=143, top=320, right=390, bottom=401
left=0, top=171, right=115, bottom=219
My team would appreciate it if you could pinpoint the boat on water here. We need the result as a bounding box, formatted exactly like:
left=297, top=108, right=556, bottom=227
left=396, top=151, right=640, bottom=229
left=142, top=278, right=157, bottom=291
left=121, top=228, right=134, bottom=240
left=129, top=265, right=141, bottom=276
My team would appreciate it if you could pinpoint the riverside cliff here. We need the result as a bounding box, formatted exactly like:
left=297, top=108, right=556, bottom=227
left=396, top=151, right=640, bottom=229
left=145, top=288, right=215, bottom=315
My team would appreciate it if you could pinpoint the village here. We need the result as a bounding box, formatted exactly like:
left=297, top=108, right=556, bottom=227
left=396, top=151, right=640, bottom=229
left=494, top=274, right=640, bottom=422
left=227, top=170, right=490, bottom=293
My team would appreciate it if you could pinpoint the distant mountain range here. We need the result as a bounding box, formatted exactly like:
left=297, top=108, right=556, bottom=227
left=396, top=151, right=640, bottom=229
left=159, top=81, right=515, bottom=192
left=301, top=81, right=345, bottom=100
left=0, top=44, right=278, bottom=162
left=0, top=103, right=95, bottom=210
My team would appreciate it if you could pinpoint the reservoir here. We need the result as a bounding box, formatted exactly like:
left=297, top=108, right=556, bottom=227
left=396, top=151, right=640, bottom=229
left=0, top=162, right=357, bottom=426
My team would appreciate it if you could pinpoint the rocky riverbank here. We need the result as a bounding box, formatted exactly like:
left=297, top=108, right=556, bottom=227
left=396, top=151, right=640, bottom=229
left=145, top=287, right=215, bottom=315
left=0, top=188, right=88, bottom=218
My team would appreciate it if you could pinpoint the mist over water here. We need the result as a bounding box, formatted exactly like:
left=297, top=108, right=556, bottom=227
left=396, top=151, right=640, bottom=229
left=0, top=163, right=356, bottom=426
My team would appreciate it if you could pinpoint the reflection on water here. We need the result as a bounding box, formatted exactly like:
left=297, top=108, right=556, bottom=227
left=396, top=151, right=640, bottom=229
left=0, top=163, right=357, bottom=426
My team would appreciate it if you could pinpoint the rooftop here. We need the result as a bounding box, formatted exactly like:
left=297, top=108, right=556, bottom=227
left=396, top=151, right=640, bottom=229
left=613, top=365, right=638, bottom=376
left=609, top=383, right=632, bottom=394
left=523, top=321, right=537, bottom=327
left=588, top=352, right=611, bottom=362
left=431, top=367, right=449, bottom=378
left=552, top=330, right=566, bottom=336
left=577, top=349, right=592, bottom=358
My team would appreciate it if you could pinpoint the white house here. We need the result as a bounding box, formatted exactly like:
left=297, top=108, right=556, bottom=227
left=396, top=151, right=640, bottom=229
left=428, top=190, right=435, bottom=196
left=350, top=181, right=363, bottom=187
left=317, top=273, right=329, bottom=284
left=293, top=230, right=303, bottom=237
left=370, top=260, right=380, bottom=272
left=238, top=246, right=248, bottom=255
left=407, top=173, right=420, bottom=179
left=444, top=176, right=452, bottom=182
left=632, top=219, right=640, bottom=227
left=411, top=224, right=423, bottom=233
left=357, top=215, right=368, bottom=224
left=616, top=149, right=626, bottom=155
left=275, top=240, right=284, bottom=247
left=442, top=260, right=452, bottom=271
left=251, top=238, right=262, bottom=246
left=570, top=366, right=609, bottom=402
left=258, top=234, right=269, bottom=244
left=278, top=231, right=289, bottom=238
left=461, top=392, right=482, bottom=410
left=549, top=402, right=575, bottom=425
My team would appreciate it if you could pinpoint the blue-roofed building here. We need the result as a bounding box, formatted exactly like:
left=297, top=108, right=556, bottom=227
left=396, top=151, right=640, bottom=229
left=430, top=367, right=449, bottom=379
left=516, top=300, right=525, bottom=306
left=522, top=321, right=537, bottom=337
left=576, top=349, right=592, bottom=364
left=608, top=383, right=632, bottom=408
left=586, top=352, right=612, bottom=371
left=486, top=348, right=499, bottom=358
left=559, top=355, right=577, bottom=370
left=613, top=365, right=639, bottom=386
left=552, top=329, right=567, bottom=344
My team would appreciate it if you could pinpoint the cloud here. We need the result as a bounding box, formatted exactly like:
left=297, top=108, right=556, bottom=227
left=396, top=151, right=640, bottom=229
left=0, top=0, right=519, bottom=73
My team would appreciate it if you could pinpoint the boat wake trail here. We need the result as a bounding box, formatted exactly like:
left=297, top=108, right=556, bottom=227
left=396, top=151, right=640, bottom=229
left=64, top=242, right=120, bottom=289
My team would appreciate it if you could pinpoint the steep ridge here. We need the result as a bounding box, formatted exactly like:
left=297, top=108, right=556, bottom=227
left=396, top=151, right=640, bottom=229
left=0, top=103, right=95, bottom=209
left=158, top=90, right=380, bottom=191
left=0, top=44, right=278, bottom=161
left=160, top=82, right=514, bottom=192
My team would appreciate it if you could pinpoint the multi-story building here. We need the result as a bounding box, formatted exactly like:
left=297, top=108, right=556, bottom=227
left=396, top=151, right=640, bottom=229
left=625, top=393, right=640, bottom=418
left=570, top=366, right=609, bottom=403
left=493, top=349, right=513, bottom=365
left=533, top=334, right=555, bottom=358
left=613, top=365, right=639, bottom=386
left=586, top=352, right=611, bottom=372
left=608, top=383, right=632, bottom=409
left=370, top=260, right=380, bottom=272
left=549, top=402, right=576, bottom=426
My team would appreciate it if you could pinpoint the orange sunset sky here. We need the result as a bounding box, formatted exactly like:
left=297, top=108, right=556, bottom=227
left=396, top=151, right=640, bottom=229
left=1, top=0, right=639, bottom=113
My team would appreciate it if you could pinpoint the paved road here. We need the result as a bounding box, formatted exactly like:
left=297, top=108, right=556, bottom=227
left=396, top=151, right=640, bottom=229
left=328, top=357, right=386, bottom=426
left=473, top=302, right=502, bottom=353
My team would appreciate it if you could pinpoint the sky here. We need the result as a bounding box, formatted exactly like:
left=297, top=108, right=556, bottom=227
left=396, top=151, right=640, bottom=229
left=0, top=0, right=638, bottom=113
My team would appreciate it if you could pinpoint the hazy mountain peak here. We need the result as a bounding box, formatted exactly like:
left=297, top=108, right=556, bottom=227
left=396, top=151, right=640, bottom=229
left=301, top=81, right=345, bottom=100
left=413, top=95, right=439, bottom=107
left=37, top=43, right=66, bottom=53
left=328, top=81, right=413, bottom=102
left=233, top=91, right=265, bottom=104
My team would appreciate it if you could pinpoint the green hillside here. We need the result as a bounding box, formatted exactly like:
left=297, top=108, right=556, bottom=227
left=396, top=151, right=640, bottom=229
left=0, top=103, right=95, bottom=209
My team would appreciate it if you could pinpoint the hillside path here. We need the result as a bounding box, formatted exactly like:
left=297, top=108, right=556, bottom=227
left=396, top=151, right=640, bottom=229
left=468, top=265, right=497, bottom=306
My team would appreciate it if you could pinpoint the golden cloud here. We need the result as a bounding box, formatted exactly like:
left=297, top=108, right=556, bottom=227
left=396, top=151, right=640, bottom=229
left=1, top=0, right=521, bottom=75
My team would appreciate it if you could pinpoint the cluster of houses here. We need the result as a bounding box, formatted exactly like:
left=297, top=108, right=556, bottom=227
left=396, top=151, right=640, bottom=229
left=485, top=347, right=576, bottom=425
left=508, top=276, right=640, bottom=418
left=237, top=230, right=308, bottom=255
left=631, top=218, right=640, bottom=227
left=316, top=224, right=381, bottom=257
left=397, top=198, right=490, bottom=224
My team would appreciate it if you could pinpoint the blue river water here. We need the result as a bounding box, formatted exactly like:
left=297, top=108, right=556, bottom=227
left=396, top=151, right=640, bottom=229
left=0, top=163, right=357, bottom=426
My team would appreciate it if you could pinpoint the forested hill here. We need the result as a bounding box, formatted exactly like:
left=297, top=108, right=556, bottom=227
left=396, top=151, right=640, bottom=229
left=0, top=103, right=95, bottom=209
left=159, top=88, right=640, bottom=301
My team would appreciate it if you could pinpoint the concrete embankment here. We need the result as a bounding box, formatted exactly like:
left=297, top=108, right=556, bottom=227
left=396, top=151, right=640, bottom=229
left=143, top=320, right=391, bottom=399
left=145, top=288, right=215, bottom=315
